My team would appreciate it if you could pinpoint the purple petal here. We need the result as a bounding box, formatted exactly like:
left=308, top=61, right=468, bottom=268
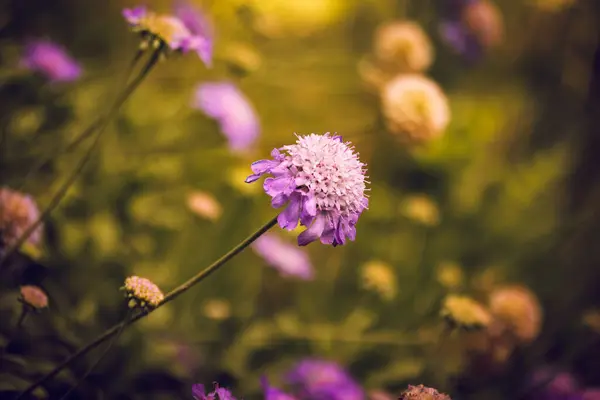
left=192, top=384, right=206, bottom=399
left=253, top=234, right=313, bottom=280
left=278, top=193, right=302, bottom=230
left=193, top=82, right=260, bottom=152
left=21, top=40, right=82, bottom=83
left=271, top=193, right=289, bottom=208
left=174, top=1, right=213, bottom=65
left=298, top=213, right=327, bottom=246
left=264, top=176, right=294, bottom=197
left=122, top=6, right=147, bottom=25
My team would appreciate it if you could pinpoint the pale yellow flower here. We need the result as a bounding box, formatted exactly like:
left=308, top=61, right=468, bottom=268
left=436, top=261, right=464, bottom=289
left=187, top=191, right=222, bottom=222
left=361, top=260, right=397, bottom=301
left=224, top=43, right=262, bottom=74
left=489, top=285, right=542, bottom=344
left=123, top=276, right=164, bottom=309
left=382, top=74, right=450, bottom=146
left=401, top=195, right=440, bottom=226
left=133, top=12, right=190, bottom=49
left=373, top=21, right=433, bottom=73
left=441, top=294, right=492, bottom=330
left=203, top=298, right=231, bottom=320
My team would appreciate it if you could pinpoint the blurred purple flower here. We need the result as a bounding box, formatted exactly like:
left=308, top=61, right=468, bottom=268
left=252, top=233, right=314, bottom=280
left=193, top=82, right=260, bottom=152
left=122, top=2, right=212, bottom=65
left=192, top=383, right=236, bottom=400
left=21, top=40, right=81, bottom=82
left=262, top=377, right=297, bottom=400
left=285, top=359, right=364, bottom=400
left=582, top=389, right=600, bottom=400
left=439, top=21, right=482, bottom=63
left=531, top=369, right=580, bottom=400
left=174, top=1, right=213, bottom=66
left=245, top=133, right=369, bottom=247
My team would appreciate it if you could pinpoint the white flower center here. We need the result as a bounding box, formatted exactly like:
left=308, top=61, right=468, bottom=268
left=282, top=134, right=367, bottom=215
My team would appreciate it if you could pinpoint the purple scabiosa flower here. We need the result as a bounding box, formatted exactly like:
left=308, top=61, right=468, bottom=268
left=21, top=40, right=81, bottom=82
left=192, top=82, right=260, bottom=152
left=261, top=377, right=297, bottom=400
left=531, top=369, right=580, bottom=400
left=192, top=383, right=236, bottom=400
left=122, top=2, right=212, bottom=65
left=0, top=187, right=42, bottom=248
left=252, top=233, right=314, bottom=280
left=246, top=133, right=369, bottom=247
left=286, top=359, right=364, bottom=400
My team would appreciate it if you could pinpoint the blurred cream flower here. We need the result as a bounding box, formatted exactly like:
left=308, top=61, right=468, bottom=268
left=373, top=21, right=433, bottom=73
left=583, top=309, right=600, bottom=334
left=0, top=187, right=42, bottom=248
left=441, top=294, right=492, bottom=330
left=382, top=74, right=450, bottom=146
left=436, top=261, right=464, bottom=289
left=530, top=0, right=576, bottom=12
left=20, top=285, right=48, bottom=310
left=489, top=285, right=542, bottom=344
left=463, top=0, right=504, bottom=48
left=361, top=260, right=397, bottom=301
left=401, top=194, right=440, bottom=226
left=187, top=191, right=222, bottom=222
left=203, top=298, right=231, bottom=320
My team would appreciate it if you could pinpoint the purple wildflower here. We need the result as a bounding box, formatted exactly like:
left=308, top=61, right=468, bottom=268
left=261, top=377, right=297, bottom=400
left=583, top=389, right=600, bottom=400
left=252, top=233, right=314, bottom=280
left=531, top=369, right=580, bottom=400
left=285, top=359, right=364, bottom=400
left=21, top=40, right=81, bottom=82
left=122, top=2, right=212, bottom=65
left=245, top=133, right=369, bottom=247
left=193, top=82, right=260, bottom=152
left=192, top=383, right=236, bottom=400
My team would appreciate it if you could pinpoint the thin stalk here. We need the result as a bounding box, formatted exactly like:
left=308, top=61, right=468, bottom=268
left=15, top=49, right=146, bottom=190
left=58, top=309, right=133, bottom=400
left=14, top=216, right=278, bottom=399
left=0, top=50, right=160, bottom=272
left=0, top=306, right=29, bottom=361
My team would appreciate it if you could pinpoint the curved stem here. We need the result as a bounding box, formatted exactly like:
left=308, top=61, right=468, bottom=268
left=58, top=309, right=133, bottom=400
left=0, top=50, right=160, bottom=272
left=14, top=216, right=278, bottom=399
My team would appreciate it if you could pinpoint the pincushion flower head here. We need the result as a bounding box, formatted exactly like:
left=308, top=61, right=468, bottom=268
left=193, top=82, right=260, bottom=152
left=21, top=40, right=81, bottom=83
left=400, top=384, right=451, bottom=400
left=246, top=133, right=369, bottom=247
left=123, top=1, right=212, bottom=65
left=252, top=233, right=314, bottom=280
left=286, top=359, right=364, bottom=400
left=382, top=75, right=450, bottom=146
left=122, top=276, right=164, bottom=310
left=373, top=21, right=433, bottom=73
left=0, top=187, right=42, bottom=248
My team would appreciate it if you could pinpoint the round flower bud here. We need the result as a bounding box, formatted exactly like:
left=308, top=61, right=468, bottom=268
left=401, top=195, right=440, bottom=226
left=361, top=260, right=397, bottom=301
left=441, top=294, right=492, bottom=331
left=399, top=384, right=451, bottom=400
left=373, top=21, right=433, bottom=73
left=381, top=75, right=450, bottom=146
left=489, top=285, right=542, bottom=344
left=20, top=285, right=48, bottom=310
left=123, top=276, right=164, bottom=310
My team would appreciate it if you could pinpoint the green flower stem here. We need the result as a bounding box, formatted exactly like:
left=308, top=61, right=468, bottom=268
left=58, top=309, right=133, bottom=400
left=0, top=50, right=160, bottom=272
left=15, top=216, right=279, bottom=399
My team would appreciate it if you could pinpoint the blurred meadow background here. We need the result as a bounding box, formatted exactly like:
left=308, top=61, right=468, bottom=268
left=1, top=0, right=600, bottom=399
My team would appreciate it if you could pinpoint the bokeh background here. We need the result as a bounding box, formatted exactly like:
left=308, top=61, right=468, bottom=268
left=1, top=0, right=600, bottom=399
